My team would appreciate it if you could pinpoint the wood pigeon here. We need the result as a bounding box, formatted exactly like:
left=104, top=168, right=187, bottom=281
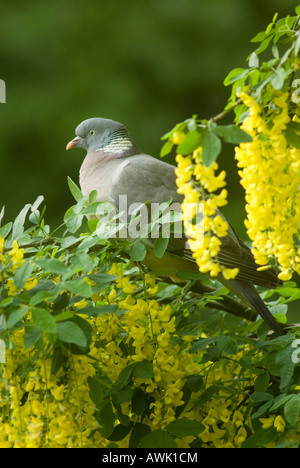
left=66, top=117, right=285, bottom=335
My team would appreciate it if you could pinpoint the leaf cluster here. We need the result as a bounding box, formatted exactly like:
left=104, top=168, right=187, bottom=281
left=0, top=186, right=299, bottom=447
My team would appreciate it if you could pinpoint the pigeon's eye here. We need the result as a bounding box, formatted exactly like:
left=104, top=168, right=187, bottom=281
left=89, top=130, right=96, bottom=136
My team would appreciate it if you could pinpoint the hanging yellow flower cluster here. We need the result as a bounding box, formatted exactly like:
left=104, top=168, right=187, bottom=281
left=235, top=90, right=300, bottom=281
left=175, top=151, right=239, bottom=280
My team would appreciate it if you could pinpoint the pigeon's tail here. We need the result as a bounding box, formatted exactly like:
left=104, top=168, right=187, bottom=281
left=223, top=278, right=285, bottom=336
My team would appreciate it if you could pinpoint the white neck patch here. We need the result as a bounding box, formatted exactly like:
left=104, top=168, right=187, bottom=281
left=98, top=137, right=134, bottom=154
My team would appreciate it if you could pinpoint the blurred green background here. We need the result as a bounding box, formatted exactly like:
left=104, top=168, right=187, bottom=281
left=0, top=0, right=299, bottom=236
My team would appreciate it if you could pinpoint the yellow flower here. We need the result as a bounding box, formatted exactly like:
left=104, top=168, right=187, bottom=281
left=0, top=441, right=11, bottom=448
left=24, top=277, right=38, bottom=291
left=7, top=279, right=17, bottom=296
left=232, top=410, right=244, bottom=428
left=259, top=416, right=275, bottom=429
left=31, top=399, right=45, bottom=417
left=73, top=299, right=88, bottom=309
left=222, top=267, right=239, bottom=280
left=234, top=426, right=247, bottom=446
left=235, top=90, right=300, bottom=280
left=116, top=276, right=137, bottom=294
left=84, top=276, right=97, bottom=287
left=172, top=131, right=186, bottom=144
left=8, top=240, right=24, bottom=270
left=50, top=384, right=65, bottom=401
left=274, top=415, right=286, bottom=433
left=175, top=146, right=233, bottom=280
left=278, top=269, right=292, bottom=281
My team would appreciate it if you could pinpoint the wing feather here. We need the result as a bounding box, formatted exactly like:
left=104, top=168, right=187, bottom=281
left=110, top=154, right=281, bottom=289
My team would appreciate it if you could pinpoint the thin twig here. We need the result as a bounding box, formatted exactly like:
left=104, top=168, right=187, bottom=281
left=209, top=98, right=242, bottom=124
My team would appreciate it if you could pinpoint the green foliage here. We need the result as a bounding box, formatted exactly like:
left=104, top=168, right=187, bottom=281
left=1, top=7, right=300, bottom=449
left=161, top=8, right=300, bottom=162
left=0, top=184, right=300, bottom=448
left=224, top=11, right=300, bottom=122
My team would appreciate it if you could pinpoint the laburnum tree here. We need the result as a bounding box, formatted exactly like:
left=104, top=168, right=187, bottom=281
left=1, top=8, right=300, bottom=449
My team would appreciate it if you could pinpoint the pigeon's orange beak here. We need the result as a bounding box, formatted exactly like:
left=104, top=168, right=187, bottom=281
left=66, top=136, right=82, bottom=150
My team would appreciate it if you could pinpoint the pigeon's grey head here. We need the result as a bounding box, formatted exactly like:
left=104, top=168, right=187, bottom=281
left=66, top=117, right=137, bottom=155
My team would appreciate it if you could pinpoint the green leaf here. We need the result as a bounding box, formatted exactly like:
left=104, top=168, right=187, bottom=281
left=0, top=222, right=12, bottom=239
left=271, top=67, right=288, bottom=90
left=189, top=336, right=217, bottom=353
left=54, top=311, right=73, bottom=322
left=107, top=422, right=134, bottom=442
left=31, top=307, right=56, bottom=334
left=251, top=31, right=271, bottom=43
left=140, top=429, right=177, bottom=449
left=0, top=206, right=5, bottom=226
left=88, top=375, right=105, bottom=408
left=285, top=125, right=300, bottom=149
left=31, top=195, right=44, bottom=212
left=195, top=384, right=219, bottom=408
left=248, top=52, right=259, bottom=68
left=93, top=304, right=118, bottom=316
left=242, top=427, right=277, bottom=448
left=81, top=201, right=107, bottom=216
left=133, top=360, right=154, bottom=379
left=95, top=400, right=115, bottom=438
left=201, top=130, right=222, bottom=166
left=52, top=292, right=69, bottom=312
left=30, top=287, right=62, bottom=307
left=62, top=278, right=92, bottom=298
left=87, top=272, right=117, bottom=290
left=276, top=346, right=295, bottom=390
left=131, top=387, right=148, bottom=415
left=64, top=205, right=84, bottom=233
left=251, top=400, right=273, bottom=419
left=56, top=320, right=87, bottom=347
left=129, top=242, right=147, bottom=261
left=50, top=345, right=67, bottom=376
left=176, top=129, right=202, bottom=155
left=0, top=297, right=14, bottom=308
left=35, top=258, right=71, bottom=278
left=13, top=262, right=33, bottom=289
left=216, top=335, right=239, bottom=355
left=270, top=394, right=293, bottom=412
left=250, top=391, right=273, bottom=403
left=284, top=394, right=300, bottom=426
left=255, top=372, right=270, bottom=393
left=186, top=374, right=204, bottom=392
left=166, top=418, right=205, bottom=437
left=6, top=306, right=28, bottom=329
left=253, top=33, right=274, bottom=55
left=223, top=68, right=247, bottom=86
left=153, top=237, right=169, bottom=259
left=129, top=423, right=151, bottom=448
left=111, top=387, right=133, bottom=404
left=24, top=326, right=42, bottom=348
left=70, top=315, right=92, bottom=351
left=214, top=124, right=252, bottom=144
left=67, top=177, right=84, bottom=202
left=160, top=139, right=174, bottom=157
left=113, top=363, right=136, bottom=391
left=12, top=204, right=31, bottom=240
